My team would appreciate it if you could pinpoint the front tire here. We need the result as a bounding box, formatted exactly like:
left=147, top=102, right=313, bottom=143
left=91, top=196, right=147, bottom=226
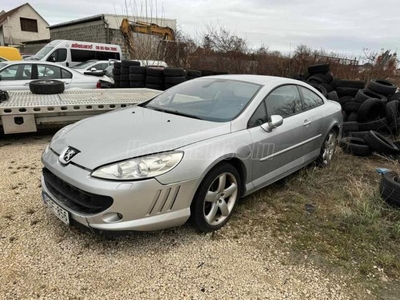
left=190, top=163, right=240, bottom=232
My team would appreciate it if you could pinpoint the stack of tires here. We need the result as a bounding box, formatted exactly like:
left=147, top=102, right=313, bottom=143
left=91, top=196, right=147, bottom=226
left=186, top=70, right=202, bottom=81
left=296, top=64, right=400, bottom=157
left=145, top=68, right=164, bottom=90
left=112, top=62, right=122, bottom=88
left=164, top=67, right=186, bottom=90
left=380, top=171, right=400, bottom=207
left=129, top=66, right=146, bottom=88
left=120, top=60, right=140, bottom=88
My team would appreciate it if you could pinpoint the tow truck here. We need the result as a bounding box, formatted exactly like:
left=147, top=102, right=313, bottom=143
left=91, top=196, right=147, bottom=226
left=0, top=88, right=160, bottom=134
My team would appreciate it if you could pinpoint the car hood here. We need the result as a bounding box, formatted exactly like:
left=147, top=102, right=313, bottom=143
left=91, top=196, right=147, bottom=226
left=51, top=106, right=231, bottom=170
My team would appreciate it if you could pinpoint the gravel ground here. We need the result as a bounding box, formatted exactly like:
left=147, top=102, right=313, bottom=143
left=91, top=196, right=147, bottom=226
left=0, top=133, right=370, bottom=299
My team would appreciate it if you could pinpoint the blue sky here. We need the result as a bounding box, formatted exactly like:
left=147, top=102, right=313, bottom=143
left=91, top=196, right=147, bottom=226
left=5, top=0, right=400, bottom=59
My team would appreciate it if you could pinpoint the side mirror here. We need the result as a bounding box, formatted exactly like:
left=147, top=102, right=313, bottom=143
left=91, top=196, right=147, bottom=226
left=261, top=115, right=283, bottom=132
left=90, top=67, right=97, bottom=71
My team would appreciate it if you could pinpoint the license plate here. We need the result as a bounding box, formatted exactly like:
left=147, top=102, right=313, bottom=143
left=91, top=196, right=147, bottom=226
left=43, top=193, right=70, bottom=225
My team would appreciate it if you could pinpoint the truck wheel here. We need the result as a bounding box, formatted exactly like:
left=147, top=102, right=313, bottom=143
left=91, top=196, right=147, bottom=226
left=29, top=80, right=65, bottom=94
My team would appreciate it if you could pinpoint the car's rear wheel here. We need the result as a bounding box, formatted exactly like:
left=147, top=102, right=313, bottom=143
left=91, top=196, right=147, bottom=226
left=190, top=163, right=240, bottom=232
left=318, top=130, right=338, bottom=166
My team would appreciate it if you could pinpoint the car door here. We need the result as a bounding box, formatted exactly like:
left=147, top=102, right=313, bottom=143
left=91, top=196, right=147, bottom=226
left=0, top=63, right=33, bottom=90
left=37, top=64, right=73, bottom=88
left=248, top=85, right=312, bottom=188
left=297, top=85, right=327, bottom=155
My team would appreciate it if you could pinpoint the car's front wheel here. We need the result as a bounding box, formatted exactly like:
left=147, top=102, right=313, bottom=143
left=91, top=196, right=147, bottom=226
left=190, top=163, right=240, bottom=232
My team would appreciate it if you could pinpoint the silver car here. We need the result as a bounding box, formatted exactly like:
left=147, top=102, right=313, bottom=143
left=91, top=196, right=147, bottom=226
left=0, top=61, right=110, bottom=90
left=41, top=75, right=342, bottom=233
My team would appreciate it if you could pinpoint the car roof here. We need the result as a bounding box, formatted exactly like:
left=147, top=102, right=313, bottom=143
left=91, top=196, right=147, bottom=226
left=204, top=74, right=305, bottom=86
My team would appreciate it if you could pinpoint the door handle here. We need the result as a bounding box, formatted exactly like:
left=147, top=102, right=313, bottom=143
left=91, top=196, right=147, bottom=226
left=303, top=120, right=311, bottom=126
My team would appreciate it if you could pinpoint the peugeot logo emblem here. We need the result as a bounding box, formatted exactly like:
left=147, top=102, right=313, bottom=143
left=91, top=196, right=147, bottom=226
left=59, top=147, right=80, bottom=165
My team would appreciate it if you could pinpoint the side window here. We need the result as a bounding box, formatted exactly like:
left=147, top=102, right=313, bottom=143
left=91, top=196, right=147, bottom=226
left=266, top=85, right=302, bottom=118
left=38, top=65, right=62, bottom=79
left=61, top=69, right=72, bottom=79
left=47, top=49, right=67, bottom=62
left=0, top=64, right=31, bottom=80
left=71, top=49, right=95, bottom=62
left=248, top=101, right=268, bottom=128
left=299, top=86, right=324, bottom=110
left=91, top=63, right=108, bottom=70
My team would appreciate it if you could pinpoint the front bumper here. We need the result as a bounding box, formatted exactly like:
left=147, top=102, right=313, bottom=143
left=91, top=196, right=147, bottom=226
left=41, top=148, right=199, bottom=232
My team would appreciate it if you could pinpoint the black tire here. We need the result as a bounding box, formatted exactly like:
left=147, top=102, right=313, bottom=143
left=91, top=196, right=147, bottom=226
left=320, top=83, right=334, bottom=93
left=330, top=78, right=341, bottom=90
left=121, top=60, right=140, bottom=68
left=343, top=101, right=361, bottom=113
left=348, top=131, right=370, bottom=139
left=339, top=96, right=355, bottom=105
left=367, top=79, right=397, bottom=96
left=145, top=83, right=164, bottom=90
left=114, top=81, right=120, bottom=88
left=164, top=83, right=176, bottom=89
left=355, top=89, right=387, bottom=103
left=146, top=76, right=164, bottom=85
left=119, top=81, right=130, bottom=88
left=347, top=112, right=358, bottom=122
left=129, top=74, right=145, bottom=81
left=340, top=137, right=372, bottom=156
left=121, top=74, right=130, bottom=81
left=342, top=121, right=359, bottom=133
left=146, top=68, right=164, bottom=77
left=164, top=76, right=186, bottom=84
left=358, top=98, right=386, bottom=123
left=337, top=87, right=360, bottom=97
left=186, top=70, right=202, bottom=77
left=307, top=74, right=329, bottom=84
left=389, top=92, right=400, bottom=102
left=389, top=117, right=400, bottom=134
left=364, top=131, right=400, bottom=155
left=214, top=71, right=229, bottom=75
left=327, top=91, right=339, bottom=102
left=113, top=75, right=120, bottom=81
left=29, top=80, right=65, bottom=94
left=121, top=67, right=130, bottom=75
left=112, top=68, right=121, bottom=75
left=200, top=70, right=215, bottom=76
left=164, top=67, right=185, bottom=77
left=190, top=162, right=240, bottom=232
left=113, top=62, right=121, bottom=69
left=386, top=100, right=400, bottom=125
left=307, top=64, right=330, bottom=75
left=359, top=118, right=388, bottom=131
left=318, top=130, right=338, bottom=166
left=380, top=172, right=400, bottom=207
left=130, top=81, right=145, bottom=88
left=337, top=79, right=365, bottom=89
left=324, top=72, right=334, bottom=83
left=129, top=66, right=146, bottom=74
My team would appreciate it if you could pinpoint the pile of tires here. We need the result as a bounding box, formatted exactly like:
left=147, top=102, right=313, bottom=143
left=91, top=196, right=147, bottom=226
left=340, top=130, right=400, bottom=156
left=296, top=64, right=400, bottom=157
left=112, top=62, right=121, bottom=88
left=129, top=65, right=146, bottom=88
left=380, top=171, right=400, bottom=207
left=145, top=68, right=164, bottom=90
left=186, top=70, right=202, bottom=81
left=164, top=67, right=186, bottom=90
left=117, top=60, right=140, bottom=88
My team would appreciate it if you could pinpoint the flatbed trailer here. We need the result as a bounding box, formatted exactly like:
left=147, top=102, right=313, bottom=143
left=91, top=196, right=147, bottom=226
left=0, top=89, right=161, bottom=134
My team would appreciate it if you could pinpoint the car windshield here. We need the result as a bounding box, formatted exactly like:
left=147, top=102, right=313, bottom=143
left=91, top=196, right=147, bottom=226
left=73, top=60, right=98, bottom=69
left=32, top=46, right=54, bottom=60
left=142, top=78, right=261, bottom=122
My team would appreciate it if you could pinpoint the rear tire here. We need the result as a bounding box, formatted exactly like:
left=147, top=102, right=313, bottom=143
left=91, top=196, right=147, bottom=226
left=190, top=163, right=240, bottom=232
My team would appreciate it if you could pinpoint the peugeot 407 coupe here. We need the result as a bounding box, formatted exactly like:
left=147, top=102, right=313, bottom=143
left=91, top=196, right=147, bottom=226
left=41, top=75, right=342, bottom=233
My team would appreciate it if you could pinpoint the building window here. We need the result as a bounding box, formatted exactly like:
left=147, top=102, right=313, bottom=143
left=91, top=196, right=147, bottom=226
left=20, top=18, right=38, bottom=32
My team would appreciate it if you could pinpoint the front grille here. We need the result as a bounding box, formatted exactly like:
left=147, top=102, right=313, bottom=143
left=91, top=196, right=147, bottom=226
left=42, top=168, right=113, bottom=214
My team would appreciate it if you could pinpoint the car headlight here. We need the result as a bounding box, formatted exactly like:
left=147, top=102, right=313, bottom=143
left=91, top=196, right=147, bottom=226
left=91, top=152, right=184, bottom=180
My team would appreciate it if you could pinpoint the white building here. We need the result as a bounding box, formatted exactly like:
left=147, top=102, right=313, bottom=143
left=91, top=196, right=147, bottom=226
left=0, top=3, right=50, bottom=46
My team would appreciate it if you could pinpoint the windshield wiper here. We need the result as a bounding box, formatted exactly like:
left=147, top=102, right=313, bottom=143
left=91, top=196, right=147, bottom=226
left=146, top=106, right=203, bottom=120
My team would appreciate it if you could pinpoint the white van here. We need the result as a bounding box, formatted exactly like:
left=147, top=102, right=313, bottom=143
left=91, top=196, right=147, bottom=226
left=31, top=40, right=123, bottom=68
